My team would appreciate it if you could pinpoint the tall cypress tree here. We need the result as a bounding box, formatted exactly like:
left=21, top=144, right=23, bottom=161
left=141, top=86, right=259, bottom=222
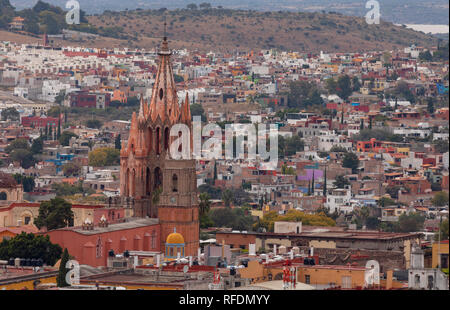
left=311, top=170, right=315, bottom=195
left=57, top=119, right=61, bottom=139
left=48, top=126, right=53, bottom=141
left=57, top=248, right=70, bottom=287
left=213, top=161, right=217, bottom=181
left=115, top=134, right=121, bottom=150
left=323, top=167, right=327, bottom=197
left=44, top=125, right=48, bottom=141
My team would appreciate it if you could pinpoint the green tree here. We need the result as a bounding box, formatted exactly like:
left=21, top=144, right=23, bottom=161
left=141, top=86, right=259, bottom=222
left=5, top=138, right=30, bottom=154
left=333, top=175, right=350, bottom=188
left=199, top=192, right=211, bottom=216
left=432, top=192, right=449, bottom=207
left=13, top=174, right=35, bottom=192
left=427, top=97, right=435, bottom=114
left=47, top=106, right=62, bottom=117
left=352, top=76, right=361, bottom=91
left=59, top=131, right=78, bottom=146
left=435, top=219, right=449, bottom=241
left=62, top=162, right=81, bottom=177
left=31, top=137, right=44, bottom=155
left=34, top=197, right=74, bottom=231
left=342, top=152, right=359, bottom=173
left=222, top=189, right=233, bottom=207
left=419, top=50, right=433, bottom=61
left=88, top=147, right=120, bottom=167
left=385, top=186, right=402, bottom=199
left=434, top=140, right=449, bottom=154
left=57, top=248, right=70, bottom=287
left=325, top=78, right=337, bottom=94
left=85, top=119, right=103, bottom=129
left=199, top=2, right=212, bottom=9
left=10, top=149, right=35, bottom=169
left=1, top=107, right=20, bottom=121
left=115, top=134, right=121, bottom=150
left=330, top=145, right=348, bottom=153
left=198, top=184, right=222, bottom=199
left=396, top=213, right=425, bottom=232
left=0, top=232, right=62, bottom=266
left=190, top=103, right=206, bottom=122
left=366, top=216, right=380, bottom=230
left=377, top=196, right=396, bottom=207
left=187, top=3, right=198, bottom=10
left=336, top=75, right=352, bottom=100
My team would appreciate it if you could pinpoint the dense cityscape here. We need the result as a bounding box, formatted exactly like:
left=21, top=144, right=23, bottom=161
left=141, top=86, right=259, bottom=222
left=0, top=0, right=449, bottom=293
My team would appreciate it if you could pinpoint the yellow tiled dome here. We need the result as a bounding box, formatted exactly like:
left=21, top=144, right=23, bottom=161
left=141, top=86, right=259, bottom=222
left=166, top=232, right=185, bottom=244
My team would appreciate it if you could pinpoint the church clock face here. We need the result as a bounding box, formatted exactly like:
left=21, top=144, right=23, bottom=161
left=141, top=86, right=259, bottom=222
left=170, top=197, right=176, bottom=204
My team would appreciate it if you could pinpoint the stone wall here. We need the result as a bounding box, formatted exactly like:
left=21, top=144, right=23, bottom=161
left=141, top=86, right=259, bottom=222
left=296, top=246, right=406, bottom=272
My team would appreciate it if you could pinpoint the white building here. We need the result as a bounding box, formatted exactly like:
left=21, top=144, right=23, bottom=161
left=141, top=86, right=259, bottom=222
left=318, top=133, right=353, bottom=152
left=325, top=187, right=352, bottom=213
left=408, top=245, right=448, bottom=290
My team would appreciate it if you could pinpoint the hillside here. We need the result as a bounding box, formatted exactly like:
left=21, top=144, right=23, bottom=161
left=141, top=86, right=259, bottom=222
left=11, top=0, right=450, bottom=24
left=86, top=9, right=438, bottom=53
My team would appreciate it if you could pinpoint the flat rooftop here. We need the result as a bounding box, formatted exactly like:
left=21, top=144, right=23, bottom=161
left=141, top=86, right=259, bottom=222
left=59, top=218, right=159, bottom=235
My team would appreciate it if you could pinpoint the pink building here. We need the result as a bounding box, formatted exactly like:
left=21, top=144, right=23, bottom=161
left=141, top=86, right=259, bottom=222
left=45, top=218, right=160, bottom=267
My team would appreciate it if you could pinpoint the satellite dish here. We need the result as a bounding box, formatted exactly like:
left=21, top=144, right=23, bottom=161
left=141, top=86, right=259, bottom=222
left=183, top=265, right=189, bottom=273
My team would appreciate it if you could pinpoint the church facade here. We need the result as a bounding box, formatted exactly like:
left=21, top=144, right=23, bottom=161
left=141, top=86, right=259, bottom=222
left=119, top=37, right=199, bottom=257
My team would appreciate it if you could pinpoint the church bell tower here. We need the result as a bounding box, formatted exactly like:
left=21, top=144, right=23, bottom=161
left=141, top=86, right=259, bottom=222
left=119, top=34, right=199, bottom=256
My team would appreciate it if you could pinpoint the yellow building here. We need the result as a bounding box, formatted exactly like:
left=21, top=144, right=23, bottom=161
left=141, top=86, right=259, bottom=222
left=432, top=241, right=449, bottom=269
left=0, top=267, right=57, bottom=290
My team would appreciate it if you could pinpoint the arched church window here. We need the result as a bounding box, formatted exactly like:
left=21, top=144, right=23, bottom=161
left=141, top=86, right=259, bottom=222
left=172, top=174, right=178, bottom=192
left=146, top=167, right=151, bottom=196
left=96, top=237, right=102, bottom=258
left=154, top=167, right=162, bottom=189
left=151, top=230, right=156, bottom=249
left=148, top=128, right=153, bottom=152
left=156, top=127, right=161, bottom=155
left=164, top=127, right=169, bottom=151
left=427, top=275, right=434, bottom=290
left=178, top=131, right=183, bottom=153
left=159, top=88, right=164, bottom=100
left=125, top=168, right=130, bottom=196
left=0, top=192, right=6, bottom=200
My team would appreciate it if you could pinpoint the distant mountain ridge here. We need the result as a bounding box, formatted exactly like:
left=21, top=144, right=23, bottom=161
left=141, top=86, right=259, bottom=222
left=83, top=8, right=438, bottom=53
left=10, top=0, right=450, bottom=24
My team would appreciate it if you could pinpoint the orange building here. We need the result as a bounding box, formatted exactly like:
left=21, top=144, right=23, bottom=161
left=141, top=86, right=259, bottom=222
left=112, top=89, right=127, bottom=103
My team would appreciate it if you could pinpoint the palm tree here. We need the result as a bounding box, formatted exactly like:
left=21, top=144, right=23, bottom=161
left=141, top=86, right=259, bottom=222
left=199, top=192, right=211, bottom=216
left=222, top=189, right=233, bottom=207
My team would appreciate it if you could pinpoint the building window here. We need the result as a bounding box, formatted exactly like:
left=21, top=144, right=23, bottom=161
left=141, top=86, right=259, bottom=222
left=0, top=192, right=7, bottom=200
left=342, top=276, right=351, bottom=289
left=96, top=238, right=102, bottom=258
left=151, top=231, right=156, bottom=249
left=24, top=216, right=31, bottom=225
left=427, top=275, right=434, bottom=290
left=441, top=254, right=448, bottom=268
left=172, top=174, right=178, bottom=192
left=305, top=275, right=310, bottom=284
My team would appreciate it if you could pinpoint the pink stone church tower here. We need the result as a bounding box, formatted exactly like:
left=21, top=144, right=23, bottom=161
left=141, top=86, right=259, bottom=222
left=119, top=36, right=199, bottom=256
